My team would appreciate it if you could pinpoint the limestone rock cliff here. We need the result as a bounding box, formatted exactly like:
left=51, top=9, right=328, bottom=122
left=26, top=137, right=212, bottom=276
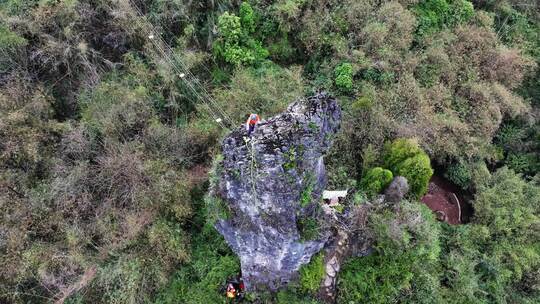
left=214, top=92, right=341, bottom=291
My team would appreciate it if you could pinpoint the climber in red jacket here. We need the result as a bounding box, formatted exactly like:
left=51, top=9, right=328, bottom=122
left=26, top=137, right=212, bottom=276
left=245, top=113, right=260, bottom=137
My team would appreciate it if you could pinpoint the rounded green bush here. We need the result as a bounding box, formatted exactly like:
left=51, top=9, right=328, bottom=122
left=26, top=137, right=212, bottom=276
left=384, top=139, right=433, bottom=198
left=394, top=153, right=433, bottom=198
left=360, top=167, right=394, bottom=196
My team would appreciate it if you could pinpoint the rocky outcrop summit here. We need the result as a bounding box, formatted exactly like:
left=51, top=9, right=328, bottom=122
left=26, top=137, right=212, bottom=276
left=214, top=92, right=341, bottom=291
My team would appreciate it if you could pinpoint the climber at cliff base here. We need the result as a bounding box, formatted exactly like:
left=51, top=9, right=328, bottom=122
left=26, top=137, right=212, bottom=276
left=226, top=283, right=236, bottom=299
left=245, top=113, right=260, bottom=137
left=225, top=279, right=245, bottom=300
left=225, top=276, right=245, bottom=300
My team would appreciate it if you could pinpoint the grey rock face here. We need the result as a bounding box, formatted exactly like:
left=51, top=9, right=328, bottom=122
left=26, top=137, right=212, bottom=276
left=384, top=176, right=409, bottom=203
left=215, top=92, right=341, bottom=291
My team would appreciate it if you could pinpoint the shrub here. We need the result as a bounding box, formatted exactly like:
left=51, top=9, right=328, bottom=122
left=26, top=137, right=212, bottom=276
left=79, top=81, right=153, bottom=140
left=445, top=161, right=472, bottom=190
left=0, top=0, right=39, bottom=15
left=299, top=175, right=314, bottom=207
left=360, top=67, right=396, bottom=86
left=448, top=0, right=474, bottom=26
left=360, top=167, right=393, bottom=197
left=95, top=258, right=150, bottom=304
left=394, top=153, right=433, bottom=198
left=337, top=201, right=441, bottom=303
left=384, top=139, right=433, bottom=198
left=155, top=221, right=240, bottom=304
left=360, top=144, right=378, bottom=172
left=495, top=124, right=526, bottom=150
left=147, top=219, right=190, bottom=267
left=214, top=3, right=268, bottom=66
left=239, top=2, right=256, bottom=33
left=505, top=152, right=538, bottom=175
left=299, top=252, right=325, bottom=294
left=212, top=63, right=304, bottom=125
left=205, top=195, right=231, bottom=225
left=474, top=167, right=539, bottom=234
left=298, top=217, right=319, bottom=241
left=326, top=165, right=358, bottom=190
left=276, top=288, right=319, bottom=304
left=415, top=0, right=450, bottom=36
left=334, top=62, right=354, bottom=92
left=439, top=168, right=540, bottom=302
left=414, top=0, right=474, bottom=36
left=0, top=24, right=26, bottom=50
left=267, top=34, right=296, bottom=63
left=383, top=138, right=424, bottom=171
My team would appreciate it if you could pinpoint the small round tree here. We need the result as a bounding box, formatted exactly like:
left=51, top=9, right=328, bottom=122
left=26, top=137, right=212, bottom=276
left=360, top=167, right=394, bottom=197
left=384, top=138, right=433, bottom=198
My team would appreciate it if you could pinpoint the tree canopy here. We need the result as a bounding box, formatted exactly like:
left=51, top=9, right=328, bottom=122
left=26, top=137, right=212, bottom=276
left=0, top=0, right=538, bottom=303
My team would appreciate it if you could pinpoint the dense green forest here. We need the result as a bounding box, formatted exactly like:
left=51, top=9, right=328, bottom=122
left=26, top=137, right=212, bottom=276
left=0, top=0, right=538, bottom=303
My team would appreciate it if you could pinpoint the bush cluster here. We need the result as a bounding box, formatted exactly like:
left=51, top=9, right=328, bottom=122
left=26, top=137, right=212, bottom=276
left=299, top=253, right=325, bottom=294
left=213, top=3, right=269, bottom=66
left=338, top=201, right=441, bottom=303
left=384, top=139, right=434, bottom=198
left=360, top=167, right=393, bottom=197
left=414, top=0, right=474, bottom=36
left=358, top=138, right=433, bottom=198
left=334, top=62, right=354, bottom=92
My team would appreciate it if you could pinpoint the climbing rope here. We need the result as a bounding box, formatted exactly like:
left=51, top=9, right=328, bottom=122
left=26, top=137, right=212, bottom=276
left=248, top=139, right=258, bottom=201
left=116, top=0, right=235, bottom=129
left=231, top=137, right=261, bottom=230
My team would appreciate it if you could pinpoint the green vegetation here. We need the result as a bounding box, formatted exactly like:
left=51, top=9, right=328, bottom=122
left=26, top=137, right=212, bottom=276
left=214, top=2, right=268, bottom=66
left=1, top=0, right=539, bottom=302
left=341, top=166, right=540, bottom=304
left=445, top=161, right=472, bottom=190
left=495, top=122, right=540, bottom=176
left=0, top=24, right=26, bottom=49
left=299, top=175, right=315, bottom=207
left=299, top=253, right=325, bottom=294
left=334, top=62, right=354, bottom=92
left=360, top=167, right=393, bottom=197
left=384, top=139, right=434, bottom=198
left=283, top=146, right=299, bottom=171
left=155, top=223, right=240, bottom=304
left=358, top=138, right=433, bottom=198
left=338, top=201, right=441, bottom=303
left=439, top=167, right=540, bottom=303
left=298, top=217, right=319, bottom=241
left=414, top=0, right=474, bottom=36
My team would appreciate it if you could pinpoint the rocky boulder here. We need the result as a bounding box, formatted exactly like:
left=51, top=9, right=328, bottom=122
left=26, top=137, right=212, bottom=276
left=384, top=176, right=409, bottom=203
left=214, top=92, right=341, bottom=291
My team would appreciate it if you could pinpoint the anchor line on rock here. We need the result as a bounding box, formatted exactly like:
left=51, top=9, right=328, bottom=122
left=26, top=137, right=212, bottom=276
left=236, top=139, right=261, bottom=231
left=249, top=140, right=258, bottom=201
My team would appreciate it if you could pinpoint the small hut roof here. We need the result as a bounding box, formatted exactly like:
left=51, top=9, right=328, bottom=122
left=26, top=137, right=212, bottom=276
left=322, top=190, right=348, bottom=200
